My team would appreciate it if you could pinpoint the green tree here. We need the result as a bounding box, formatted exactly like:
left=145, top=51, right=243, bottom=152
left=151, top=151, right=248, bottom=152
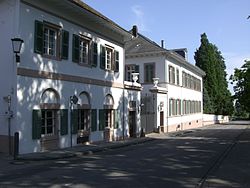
left=194, top=33, right=233, bottom=115
left=230, top=60, right=250, bottom=115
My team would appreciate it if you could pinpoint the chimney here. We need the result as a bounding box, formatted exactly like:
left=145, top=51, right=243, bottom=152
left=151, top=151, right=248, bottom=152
left=161, top=40, right=164, bottom=48
left=132, top=25, right=138, bottom=38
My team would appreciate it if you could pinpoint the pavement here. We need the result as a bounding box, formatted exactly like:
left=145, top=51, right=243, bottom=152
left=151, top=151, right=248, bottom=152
left=0, top=122, right=245, bottom=165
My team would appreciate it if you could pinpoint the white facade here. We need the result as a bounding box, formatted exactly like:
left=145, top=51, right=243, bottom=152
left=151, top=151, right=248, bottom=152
left=0, top=0, right=141, bottom=154
left=125, top=31, right=205, bottom=133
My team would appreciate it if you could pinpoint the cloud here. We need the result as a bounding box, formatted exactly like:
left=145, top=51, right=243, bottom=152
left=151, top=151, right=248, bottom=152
left=131, top=5, right=149, bottom=32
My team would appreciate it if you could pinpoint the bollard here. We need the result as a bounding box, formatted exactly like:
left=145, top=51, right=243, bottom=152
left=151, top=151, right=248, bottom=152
left=13, top=132, right=19, bottom=160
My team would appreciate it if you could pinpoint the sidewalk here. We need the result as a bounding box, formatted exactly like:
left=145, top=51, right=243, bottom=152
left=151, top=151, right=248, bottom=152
left=16, top=136, right=155, bottom=161
left=0, top=124, right=222, bottom=162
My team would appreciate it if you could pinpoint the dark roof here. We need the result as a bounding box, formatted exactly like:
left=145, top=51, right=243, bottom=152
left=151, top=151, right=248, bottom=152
left=125, top=33, right=165, bottom=54
left=125, top=32, right=206, bottom=76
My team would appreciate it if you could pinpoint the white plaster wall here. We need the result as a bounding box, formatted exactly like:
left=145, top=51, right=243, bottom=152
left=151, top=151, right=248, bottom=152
left=125, top=55, right=165, bottom=84
left=17, top=75, right=130, bottom=154
left=126, top=53, right=204, bottom=129
left=19, top=3, right=124, bottom=84
left=0, top=0, right=19, bottom=137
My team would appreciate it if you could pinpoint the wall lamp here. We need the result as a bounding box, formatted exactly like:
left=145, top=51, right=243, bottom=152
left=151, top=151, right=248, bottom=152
left=11, top=38, right=24, bottom=63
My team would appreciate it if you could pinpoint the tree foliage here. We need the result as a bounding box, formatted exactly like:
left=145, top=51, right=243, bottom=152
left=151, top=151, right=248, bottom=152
left=230, top=60, right=250, bottom=114
left=194, top=33, right=233, bottom=115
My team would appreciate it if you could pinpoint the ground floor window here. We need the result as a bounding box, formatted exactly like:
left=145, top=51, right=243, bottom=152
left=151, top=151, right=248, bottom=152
left=78, top=109, right=90, bottom=131
left=41, top=110, right=56, bottom=136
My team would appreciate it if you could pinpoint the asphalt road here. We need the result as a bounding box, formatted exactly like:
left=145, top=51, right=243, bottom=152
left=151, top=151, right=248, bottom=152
left=1, top=122, right=250, bottom=188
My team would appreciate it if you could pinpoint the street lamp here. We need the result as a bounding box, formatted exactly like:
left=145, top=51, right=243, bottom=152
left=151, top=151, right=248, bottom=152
left=11, top=38, right=24, bottom=63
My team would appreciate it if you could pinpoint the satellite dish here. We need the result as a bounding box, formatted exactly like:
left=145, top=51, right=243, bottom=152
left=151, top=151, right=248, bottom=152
left=70, top=95, right=78, bottom=104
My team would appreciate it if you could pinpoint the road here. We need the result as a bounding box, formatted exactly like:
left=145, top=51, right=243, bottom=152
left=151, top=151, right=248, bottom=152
left=0, top=122, right=250, bottom=188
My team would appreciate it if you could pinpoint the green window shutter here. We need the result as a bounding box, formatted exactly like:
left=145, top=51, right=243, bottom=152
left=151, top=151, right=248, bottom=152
left=92, top=42, right=98, bottom=67
left=72, top=34, right=80, bottom=63
left=91, top=109, right=97, bottom=131
left=114, top=50, right=119, bottom=72
left=114, top=110, right=119, bottom=129
left=34, top=20, right=43, bottom=54
left=100, top=45, right=106, bottom=69
left=32, top=110, right=42, bottom=139
left=61, top=30, right=69, bottom=60
left=99, top=109, right=105, bottom=131
left=71, top=109, right=78, bottom=134
left=60, top=109, right=68, bottom=135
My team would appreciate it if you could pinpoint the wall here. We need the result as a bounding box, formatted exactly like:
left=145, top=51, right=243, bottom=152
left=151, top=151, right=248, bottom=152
left=0, top=0, right=19, bottom=153
left=203, top=114, right=229, bottom=126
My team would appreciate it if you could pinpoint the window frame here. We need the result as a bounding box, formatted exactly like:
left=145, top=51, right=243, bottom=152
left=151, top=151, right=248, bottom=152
left=144, top=63, right=155, bottom=83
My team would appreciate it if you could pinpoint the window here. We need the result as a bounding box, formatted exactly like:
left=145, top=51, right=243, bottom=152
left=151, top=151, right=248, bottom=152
left=78, top=109, right=90, bottom=131
left=176, top=68, right=180, bottom=85
left=169, top=99, right=172, bottom=116
left=144, top=63, right=155, bottom=83
left=100, top=45, right=119, bottom=72
left=41, top=110, right=56, bottom=136
left=169, top=65, right=175, bottom=84
left=125, top=64, right=140, bottom=82
left=79, top=38, right=90, bottom=64
left=106, top=48, right=112, bottom=70
left=34, top=20, right=69, bottom=59
left=72, top=34, right=98, bottom=66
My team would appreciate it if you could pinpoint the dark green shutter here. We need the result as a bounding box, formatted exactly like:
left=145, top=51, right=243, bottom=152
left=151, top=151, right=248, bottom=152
left=72, top=34, right=80, bottom=63
left=114, top=51, right=119, bottom=72
left=99, top=109, right=105, bottom=131
left=100, top=45, right=105, bottom=69
left=34, top=20, right=43, bottom=54
left=92, top=42, right=98, bottom=67
left=91, top=109, right=97, bottom=131
left=32, top=110, right=42, bottom=139
left=114, top=110, right=119, bottom=129
left=60, top=109, right=68, bottom=135
left=61, top=30, right=69, bottom=59
left=71, top=109, right=78, bottom=134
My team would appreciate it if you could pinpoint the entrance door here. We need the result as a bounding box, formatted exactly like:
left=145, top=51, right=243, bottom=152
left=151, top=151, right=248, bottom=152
left=77, top=109, right=90, bottom=144
left=129, top=111, right=136, bottom=137
left=160, top=111, right=164, bottom=132
left=41, top=110, right=59, bottom=151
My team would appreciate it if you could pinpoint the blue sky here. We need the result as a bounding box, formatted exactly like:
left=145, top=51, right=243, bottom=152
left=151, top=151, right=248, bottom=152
left=84, top=0, right=250, bottom=92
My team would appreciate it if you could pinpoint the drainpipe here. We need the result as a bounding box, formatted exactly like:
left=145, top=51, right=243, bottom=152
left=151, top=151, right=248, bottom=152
left=122, top=87, right=125, bottom=140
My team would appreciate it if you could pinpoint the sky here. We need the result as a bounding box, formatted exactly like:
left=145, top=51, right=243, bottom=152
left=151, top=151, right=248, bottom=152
left=84, top=0, right=250, bottom=93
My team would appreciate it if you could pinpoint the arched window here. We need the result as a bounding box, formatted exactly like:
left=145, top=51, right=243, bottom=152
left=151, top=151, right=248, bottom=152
left=41, top=88, right=59, bottom=104
left=104, top=94, right=114, bottom=107
left=40, top=88, right=60, bottom=109
left=78, top=92, right=90, bottom=108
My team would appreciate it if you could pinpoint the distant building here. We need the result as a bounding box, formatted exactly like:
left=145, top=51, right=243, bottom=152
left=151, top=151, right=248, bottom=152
left=125, top=26, right=205, bottom=133
left=0, top=0, right=142, bottom=154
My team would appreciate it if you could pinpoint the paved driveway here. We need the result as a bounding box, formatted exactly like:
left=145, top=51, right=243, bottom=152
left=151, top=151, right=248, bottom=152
left=0, top=121, right=249, bottom=188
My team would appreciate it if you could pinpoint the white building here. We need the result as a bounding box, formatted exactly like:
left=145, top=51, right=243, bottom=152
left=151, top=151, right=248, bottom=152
left=125, top=26, right=205, bottom=133
left=0, top=0, right=142, bottom=154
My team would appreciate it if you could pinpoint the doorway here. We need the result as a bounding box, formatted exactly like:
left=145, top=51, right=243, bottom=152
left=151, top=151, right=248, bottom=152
left=41, top=109, right=59, bottom=151
left=129, top=111, right=136, bottom=137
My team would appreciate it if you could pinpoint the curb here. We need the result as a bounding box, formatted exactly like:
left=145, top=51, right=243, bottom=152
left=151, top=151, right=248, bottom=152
left=16, top=137, right=155, bottom=161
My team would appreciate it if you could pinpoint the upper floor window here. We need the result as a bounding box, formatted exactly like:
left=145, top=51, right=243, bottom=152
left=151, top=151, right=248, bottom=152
left=34, top=20, right=69, bottom=60
left=176, top=68, right=180, bottom=85
left=125, top=64, right=140, bottom=82
left=182, top=70, right=201, bottom=92
left=144, top=63, right=155, bottom=83
left=72, top=34, right=97, bottom=67
left=169, top=65, right=175, bottom=84
left=100, top=45, right=119, bottom=72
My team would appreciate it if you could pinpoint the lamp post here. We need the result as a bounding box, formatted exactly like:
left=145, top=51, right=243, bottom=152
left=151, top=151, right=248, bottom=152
left=11, top=38, right=24, bottom=63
